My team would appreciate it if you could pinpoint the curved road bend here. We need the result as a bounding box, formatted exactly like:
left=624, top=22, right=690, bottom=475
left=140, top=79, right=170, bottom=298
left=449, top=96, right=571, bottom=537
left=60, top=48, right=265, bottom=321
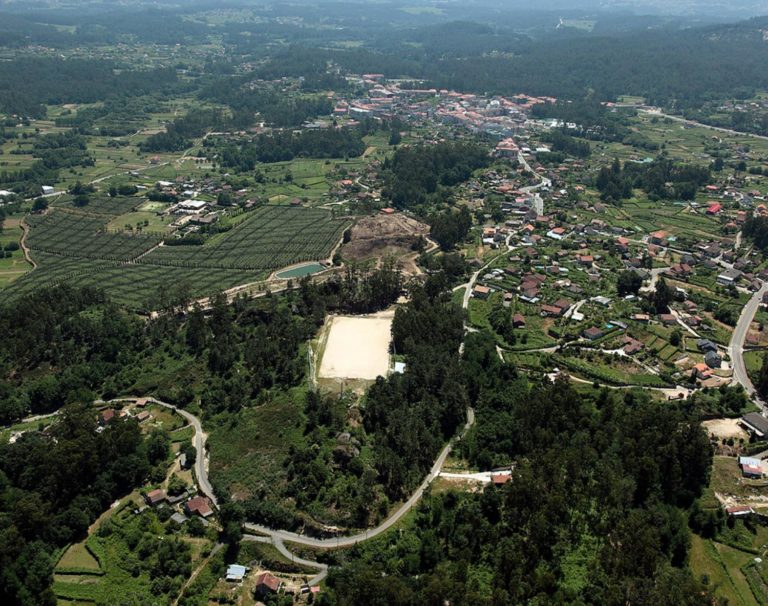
left=106, top=397, right=474, bottom=583
left=103, top=397, right=218, bottom=507
left=242, top=408, right=476, bottom=549
left=728, top=283, right=768, bottom=412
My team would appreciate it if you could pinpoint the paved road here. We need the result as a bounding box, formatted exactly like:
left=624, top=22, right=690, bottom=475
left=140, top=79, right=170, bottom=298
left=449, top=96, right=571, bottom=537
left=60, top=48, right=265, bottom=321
left=728, top=283, right=768, bottom=412
left=462, top=256, right=499, bottom=309
left=638, top=108, right=768, bottom=142
left=518, top=151, right=551, bottom=216
left=146, top=398, right=218, bottom=506
left=100, top=395, right=475, bottom=583
left=243, top=408, right=475, bottom=550
left=102, top=397, right=218, bottom=507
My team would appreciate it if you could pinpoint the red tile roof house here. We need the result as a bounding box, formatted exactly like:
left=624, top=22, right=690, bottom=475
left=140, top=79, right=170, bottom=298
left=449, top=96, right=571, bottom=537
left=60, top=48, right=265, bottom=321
left=473, top=285, right=491, bottom=299
left=145, top=489, right=167, bottom=507
left=135, top=411, right=151, bottom=423
left=99, top=409, right=116, bottom=426
left=512, top=313, right=526, bottom=328
left=623, top=336, right=644, bottom=355
left=184, top=495, right=214, bottom=518
left=649, top=230, right=669, bottom=246
left=491, top=474, right=512, bottom=486
left=254, top=572, right=282, bottom=598
left=706, top=202, right=722, bottom=215
left=693, top=363, right=711, bottom=380
left=540, top=305, right=563, bottom=317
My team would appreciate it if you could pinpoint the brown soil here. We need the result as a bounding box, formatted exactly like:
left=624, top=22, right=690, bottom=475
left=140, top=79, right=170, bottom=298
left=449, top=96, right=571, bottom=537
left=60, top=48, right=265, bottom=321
left=342, top=214, right=429, bottom=272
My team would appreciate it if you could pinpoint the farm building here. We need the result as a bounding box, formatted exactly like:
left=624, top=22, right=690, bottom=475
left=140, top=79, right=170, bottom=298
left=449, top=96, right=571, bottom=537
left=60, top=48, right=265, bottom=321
left=739, top=456, right=764, bottom=479
left=226, top=564, right=248, bottom=582
left=741, top=412, right=768, bottom=439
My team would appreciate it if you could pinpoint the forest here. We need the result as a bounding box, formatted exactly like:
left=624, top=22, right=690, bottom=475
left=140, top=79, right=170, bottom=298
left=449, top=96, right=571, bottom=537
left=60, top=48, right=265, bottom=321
left=596, top=157, right=711, bottom=203
left=316, top=332, right=715, bottom=606
left=0, top=58, right=179, bottom=119
left=382, top=141, right=490, bottom=211
left=211, top=127, right=367, bottom=169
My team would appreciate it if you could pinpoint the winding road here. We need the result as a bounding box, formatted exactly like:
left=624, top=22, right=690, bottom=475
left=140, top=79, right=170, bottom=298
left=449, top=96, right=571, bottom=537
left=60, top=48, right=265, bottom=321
left=518, top=151, right=551, bottom=216
left=105, top=393, right=475, bottom=585
left=728, top=283, right=768, bottom=412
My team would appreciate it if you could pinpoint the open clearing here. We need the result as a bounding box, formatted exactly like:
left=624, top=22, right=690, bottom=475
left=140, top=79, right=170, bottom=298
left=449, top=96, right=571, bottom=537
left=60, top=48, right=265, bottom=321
left=703, top=418, right=749, bottom=441
left=342, top=213, right=429, bottom=269
left=318, top=310, right=393, bottom=380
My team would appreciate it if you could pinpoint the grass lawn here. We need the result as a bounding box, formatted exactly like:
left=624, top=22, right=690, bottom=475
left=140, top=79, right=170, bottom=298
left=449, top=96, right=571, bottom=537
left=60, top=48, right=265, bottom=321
left=56, top=542, right=101, bottom=572
left=106, top=210, right=175, bottom=234
left=744, top=351, right=763, bottom=385
left=690, top=535, right=758, bottom=606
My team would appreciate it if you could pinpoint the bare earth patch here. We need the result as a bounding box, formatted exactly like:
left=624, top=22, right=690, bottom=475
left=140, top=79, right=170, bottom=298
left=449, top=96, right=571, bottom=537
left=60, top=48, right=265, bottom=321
left=342, top=214, right=429, bottom=272
left=703, top=418, right=749, bottom=441
left=318, top=310, right=393, bottom=380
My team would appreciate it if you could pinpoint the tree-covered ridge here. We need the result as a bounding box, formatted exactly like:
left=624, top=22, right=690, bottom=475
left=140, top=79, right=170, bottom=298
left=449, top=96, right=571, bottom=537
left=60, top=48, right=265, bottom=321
left=0, top=262, right=404, bottom=427
left=0, top=58, right=178, bottom=119
left=319, top=334, right=715, bottom=606
left=0, top=405, right=174, bottom=606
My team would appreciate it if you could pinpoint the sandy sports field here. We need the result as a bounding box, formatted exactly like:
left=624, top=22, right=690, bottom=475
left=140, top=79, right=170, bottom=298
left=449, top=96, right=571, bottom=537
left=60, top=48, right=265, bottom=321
left=318, top=310, right=393, bottom=380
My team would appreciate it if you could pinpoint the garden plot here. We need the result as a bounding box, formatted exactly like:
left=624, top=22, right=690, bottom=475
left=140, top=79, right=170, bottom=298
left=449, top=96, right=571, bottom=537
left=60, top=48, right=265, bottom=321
left=318, top=310, right=393, bottom=380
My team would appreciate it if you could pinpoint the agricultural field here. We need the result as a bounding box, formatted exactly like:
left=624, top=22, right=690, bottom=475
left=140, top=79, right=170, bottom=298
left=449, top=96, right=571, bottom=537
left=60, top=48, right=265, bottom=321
left=141, top=205, right=348, bottom=272
left=1, top=202, right=348, bottom=309
left=26, top=208, right=163, bottom=261
left=0, top=215, right=33, bottom=286
left=53, top=504, right=212, bottom=606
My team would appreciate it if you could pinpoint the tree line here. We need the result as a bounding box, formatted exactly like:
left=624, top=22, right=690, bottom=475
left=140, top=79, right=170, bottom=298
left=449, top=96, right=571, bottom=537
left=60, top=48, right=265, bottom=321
left=210, top=127, right=366, bottom=169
